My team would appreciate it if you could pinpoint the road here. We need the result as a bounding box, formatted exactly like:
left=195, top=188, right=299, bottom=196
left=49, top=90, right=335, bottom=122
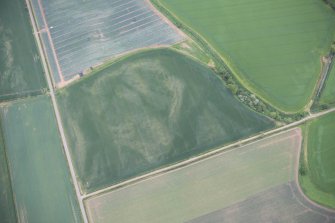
left=24, top=0, right=88, bottom=222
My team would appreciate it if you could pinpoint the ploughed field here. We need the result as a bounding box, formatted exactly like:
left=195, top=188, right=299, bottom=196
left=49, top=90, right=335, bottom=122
left=30, top=0, right=183, bottom=83
left=0, top=0, right=46, bottom=101
left=85, top=129, right=335, bottom=223
left=300, top=112, right=335, bottom=208
left=158, top=0, right=335, bottom=112
left=0, top=96, right=82, bottom=223
left=57, top=49, right=274, bottom=193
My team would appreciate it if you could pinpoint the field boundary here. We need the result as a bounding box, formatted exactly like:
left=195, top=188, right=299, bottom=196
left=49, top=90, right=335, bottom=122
left=292, top=125, right=335, bottom=215
left=29, top=0, right=184, bottom=87
left=152, top=0, right=334, bottom=115
left=0, top=89, right=46, bottom=103
left=150, top=0, right=310, bottom=120
left=57, top=44, right=186, bottom=91
left=36, top=0, right=65, bottom=85
left=24, top=0, right=89, bottom=222
left=82, top=107, right=335, bottom=200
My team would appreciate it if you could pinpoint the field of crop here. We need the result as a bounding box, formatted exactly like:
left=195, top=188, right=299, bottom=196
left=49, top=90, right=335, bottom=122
left=84, top=129, right=334, bottom=222
left=158, top=0, right=335, bottom=112
left=0, top=120, right=16, bottom=223
left=319, top=62, right=335, bottom=106
left=0, top=96, right=82, bottom=223
left=300, top=112, right=335, bottom=208
left=190, top=183, right=329, bottom=223
left=0, top=0, right=46, bottom=101
left=57, top=49, right=274, bottom=193
left=30, top=0, right=183, bottom=83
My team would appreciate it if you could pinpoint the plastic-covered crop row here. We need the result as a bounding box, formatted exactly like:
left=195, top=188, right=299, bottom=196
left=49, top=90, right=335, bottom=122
left=30, top=0, right=183, bottom=83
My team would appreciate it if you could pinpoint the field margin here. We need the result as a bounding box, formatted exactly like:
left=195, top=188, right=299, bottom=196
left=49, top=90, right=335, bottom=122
left=150, top=0, right=308, bottom=120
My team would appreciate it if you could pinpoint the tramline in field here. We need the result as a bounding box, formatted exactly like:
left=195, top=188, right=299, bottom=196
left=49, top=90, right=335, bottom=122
left=29, top=0, right=183, bottom=86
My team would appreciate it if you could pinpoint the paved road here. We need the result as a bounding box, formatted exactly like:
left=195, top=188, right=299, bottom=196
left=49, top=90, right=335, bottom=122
left=24, top=0, right=88, bottom=222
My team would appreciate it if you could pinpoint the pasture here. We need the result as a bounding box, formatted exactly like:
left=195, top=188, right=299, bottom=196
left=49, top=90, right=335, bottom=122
left=300, top=112, right=335, bottom=208
left=57, top=49, right=274, bottom=193
left=158, top=0, right=335, bottom=112
left=0, top=96, right=82, bottom=223
left=0, top=120, right=16, bottom=223
left=0, top=0, right=46, bottom=101
left=84, top=129, right=334, bottom=222
left=319, top=62, right=335, bottom=106
left=30, top=0, right=183, bottom=82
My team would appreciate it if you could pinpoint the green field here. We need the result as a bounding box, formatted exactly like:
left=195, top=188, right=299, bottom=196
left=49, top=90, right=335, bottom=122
left=0, top=96, right=82, bottom=223
left=57, top=49, right=274, bottom=193
left=0, top=119, right=16, bottom=223
left=300, top=112, right=335, bottom=208
left=319, top=62, right=335, bottom=106
left=84, top=129, right=328, bottom=222
left=0, top=0, right=46, bottom=101
left=158, top=0, right=335, bottom=112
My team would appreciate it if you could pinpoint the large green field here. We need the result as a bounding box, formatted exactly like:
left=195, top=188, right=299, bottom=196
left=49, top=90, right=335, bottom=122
left=57, top=49, right=274, bottom=193
left=84, top=129, right=333, bottom=222
left=0, top=96, right=82, bottom=223
left=0, top=0, right=46, bottom=101
left=319, top=62, right=335, bottom=106
left=158, top=0, right=335, bottom=112
left=0, top=119, right=16, bottom=223
left=300, top=112, right=335, bottom=208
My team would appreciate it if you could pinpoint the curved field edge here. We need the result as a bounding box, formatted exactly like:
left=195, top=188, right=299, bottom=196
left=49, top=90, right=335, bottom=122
left=149, top=0, right=311, bottom=122
left=299, top=112, right=335, bottom=209
left=56, top=48, right=274, bottom=193
left=151, top=0, right=335, bottom=114
left=29, top=0, right=183, bottom=84
left=0, top=0, right=46, bottom=102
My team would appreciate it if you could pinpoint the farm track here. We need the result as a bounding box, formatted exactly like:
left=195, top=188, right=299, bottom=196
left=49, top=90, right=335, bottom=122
left=24, top=0, right=89, bottom=222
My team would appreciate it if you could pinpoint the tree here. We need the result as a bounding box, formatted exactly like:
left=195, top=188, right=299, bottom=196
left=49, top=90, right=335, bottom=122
left=227, top=84, right=238, bottom=95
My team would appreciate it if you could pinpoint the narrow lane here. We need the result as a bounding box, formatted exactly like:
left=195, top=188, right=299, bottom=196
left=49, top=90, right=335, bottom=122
left=24, top=0, right=88, bottom=222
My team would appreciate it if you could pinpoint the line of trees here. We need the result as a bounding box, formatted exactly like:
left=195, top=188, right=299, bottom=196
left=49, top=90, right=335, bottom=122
left=150, top=0, right=307, bottom=123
